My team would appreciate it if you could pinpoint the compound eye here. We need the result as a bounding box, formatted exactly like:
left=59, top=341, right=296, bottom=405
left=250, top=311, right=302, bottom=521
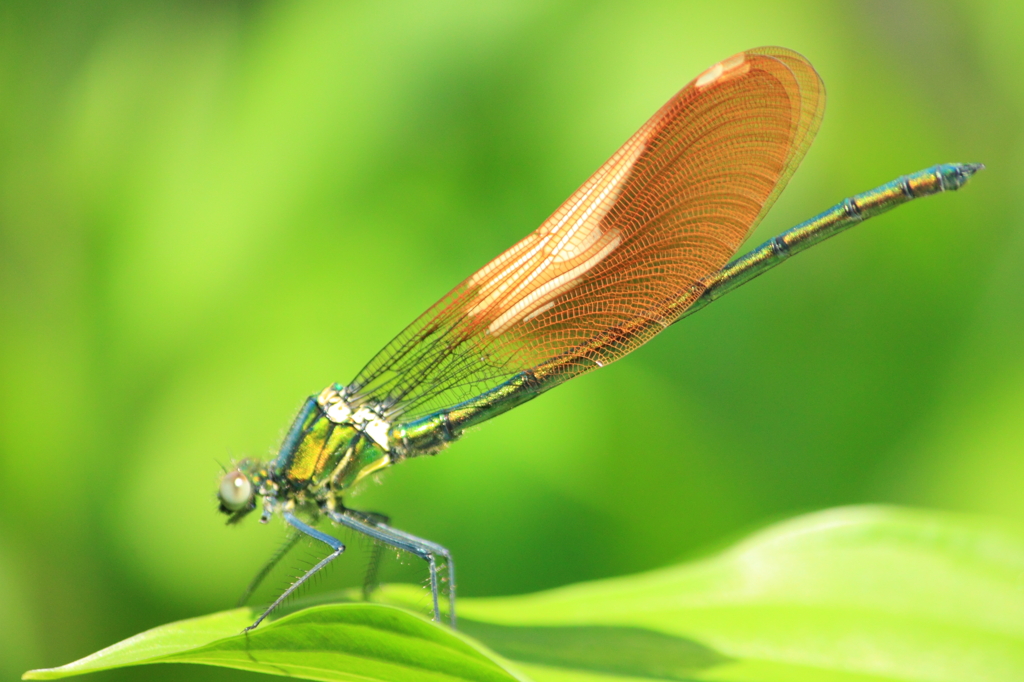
left=219, top=471, right=253, bottom=511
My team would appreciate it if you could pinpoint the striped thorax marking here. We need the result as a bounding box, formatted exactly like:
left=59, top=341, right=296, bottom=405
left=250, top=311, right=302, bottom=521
left=317, top=386, right=392, bottom=451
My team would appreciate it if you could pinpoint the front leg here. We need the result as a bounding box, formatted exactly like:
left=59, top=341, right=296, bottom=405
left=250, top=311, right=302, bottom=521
left=328, top=509, right=456, bottom=627
left=245, top=512, right=346, bottom=632
left=237, top=531, right=302, bottom=607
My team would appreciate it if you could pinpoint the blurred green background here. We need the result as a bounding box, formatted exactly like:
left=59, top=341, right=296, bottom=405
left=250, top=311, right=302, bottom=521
left=1, top=1, right=1022, bottom=680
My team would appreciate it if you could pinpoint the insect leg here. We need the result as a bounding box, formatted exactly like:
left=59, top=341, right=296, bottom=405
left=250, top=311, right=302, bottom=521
left=328, top=509, right=456, bottom=627
left=342, top=508, right=390, bottom=601
left=237, top=531, right=303, bottom=607
left=244, top=513, right=346, bottom=632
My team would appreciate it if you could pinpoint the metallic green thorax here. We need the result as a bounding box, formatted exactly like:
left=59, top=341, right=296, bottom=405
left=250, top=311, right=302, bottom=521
left=267, top=388, right=392, bottom=501
left=269, top=369, right=568, bottom=498
left=266, top=163, right=982, bottom=501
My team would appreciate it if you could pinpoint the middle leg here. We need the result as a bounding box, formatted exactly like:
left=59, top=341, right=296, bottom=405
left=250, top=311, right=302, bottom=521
left=327, top=509, right=456, bottom=627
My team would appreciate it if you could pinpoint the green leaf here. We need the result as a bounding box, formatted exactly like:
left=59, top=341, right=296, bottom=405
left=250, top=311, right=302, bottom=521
left=456, top=505, right=1024, bottom=682
left=23, top=604, right=521, bottom=682
left=457, top=620, right=730, bottom=680
left=25, top=506, right=1024, bottom=682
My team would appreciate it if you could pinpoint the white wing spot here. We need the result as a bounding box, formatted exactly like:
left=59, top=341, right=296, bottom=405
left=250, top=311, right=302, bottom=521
left=465, top=136, right=645, bottom=335
left=488, top=232, right=620, bottom=335
left=695, top=52, right=749, bottom=90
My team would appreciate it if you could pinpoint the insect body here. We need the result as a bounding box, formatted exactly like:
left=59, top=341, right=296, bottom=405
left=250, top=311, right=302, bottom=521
left=216, top=46, right=981, bottom=629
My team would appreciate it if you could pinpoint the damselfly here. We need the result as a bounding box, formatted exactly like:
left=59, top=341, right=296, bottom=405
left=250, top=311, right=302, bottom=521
left=216, top=47, right=982, bottom=629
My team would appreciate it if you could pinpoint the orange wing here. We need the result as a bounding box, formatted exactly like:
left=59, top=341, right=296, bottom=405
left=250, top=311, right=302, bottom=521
left=353, top=47, right=824, bottom=418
